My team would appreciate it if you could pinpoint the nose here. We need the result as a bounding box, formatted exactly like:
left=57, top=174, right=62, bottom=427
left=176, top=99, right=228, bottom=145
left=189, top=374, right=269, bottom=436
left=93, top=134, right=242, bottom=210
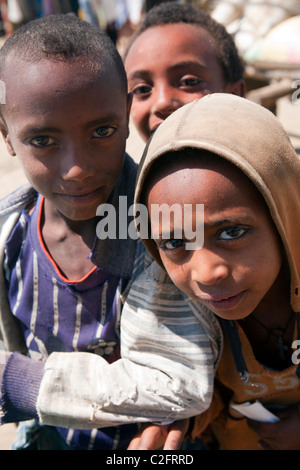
left=151, top=82, right=181, bottom=118
left=63, top=143, right=96, bottom=182
left=190, top=248, right=230, bottom=286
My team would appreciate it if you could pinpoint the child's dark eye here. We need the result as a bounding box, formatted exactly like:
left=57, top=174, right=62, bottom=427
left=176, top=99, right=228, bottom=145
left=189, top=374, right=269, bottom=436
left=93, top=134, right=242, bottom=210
left=93, top=127, right=116, bottom=138
left=131, top=84, right=152, bottom=98
left=30, top=136, right=55, bottom=147
left=179, top=76, right=204, bottom=88
left=160, top=239, right=185, bottom=251
left=218, top=226, right=248, bottom=241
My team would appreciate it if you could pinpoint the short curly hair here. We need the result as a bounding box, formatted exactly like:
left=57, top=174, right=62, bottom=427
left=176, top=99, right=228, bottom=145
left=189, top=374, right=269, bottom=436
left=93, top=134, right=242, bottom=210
left=0, top=14, right=127, bottom=92
left=124, top=1, right=244, bottom=84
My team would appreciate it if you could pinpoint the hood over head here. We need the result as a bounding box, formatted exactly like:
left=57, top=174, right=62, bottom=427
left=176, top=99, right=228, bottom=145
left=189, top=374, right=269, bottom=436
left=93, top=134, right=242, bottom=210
left=134, top=94, right=300, bottom=311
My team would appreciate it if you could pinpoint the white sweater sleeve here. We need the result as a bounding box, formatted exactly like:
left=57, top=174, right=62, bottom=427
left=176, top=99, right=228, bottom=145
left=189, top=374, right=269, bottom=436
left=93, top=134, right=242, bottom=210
left=37, top=262, right=223, bottom=430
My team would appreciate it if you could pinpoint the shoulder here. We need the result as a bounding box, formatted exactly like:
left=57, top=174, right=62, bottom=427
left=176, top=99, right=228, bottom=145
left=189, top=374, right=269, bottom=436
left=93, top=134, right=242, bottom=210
left=187, top=300, right=224, bottom=366
left=124, top=259, right=220, bottom=332
left=0, top=184, right=37, bottom=216
left=122, top=261, right=223, bottom=369
left=0, top=185, right=38, bottom=252
left=125, top=258, right=181, bottom=304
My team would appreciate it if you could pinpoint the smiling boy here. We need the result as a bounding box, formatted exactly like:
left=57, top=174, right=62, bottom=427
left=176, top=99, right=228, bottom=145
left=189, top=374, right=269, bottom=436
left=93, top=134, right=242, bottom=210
left=0, top=14, right=139, bottom=450
left=124, top=1, right=244, bottom=142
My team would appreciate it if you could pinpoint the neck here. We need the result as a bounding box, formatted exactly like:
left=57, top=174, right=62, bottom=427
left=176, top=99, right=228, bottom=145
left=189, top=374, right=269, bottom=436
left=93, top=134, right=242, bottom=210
left=239, top=265, right=296, bottom=369
left=40, top=198, right=98, bottom=280
left=43, top=198, right=98, bottom=245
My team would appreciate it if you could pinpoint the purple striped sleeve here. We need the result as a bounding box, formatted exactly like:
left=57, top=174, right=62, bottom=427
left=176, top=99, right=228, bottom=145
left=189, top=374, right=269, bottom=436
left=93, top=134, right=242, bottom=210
left=1, top=352, right=44, bottom=424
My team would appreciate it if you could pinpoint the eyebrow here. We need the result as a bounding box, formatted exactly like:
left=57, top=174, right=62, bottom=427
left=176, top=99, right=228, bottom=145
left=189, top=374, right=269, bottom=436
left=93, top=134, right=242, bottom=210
left=152, top=216, right=255, bottom=241
left=86, top=114, right=123, bottom=126
left=169, top=61, right=207, bottom=73
left=19, top=114, right=121, bottom=139
left=205, top=216, right=255, bottom=229
left=127, top=61, right=208, bottom=81
left=18, top=126, right=61, bottom=140
left=152, top=229, right=183, bottom=241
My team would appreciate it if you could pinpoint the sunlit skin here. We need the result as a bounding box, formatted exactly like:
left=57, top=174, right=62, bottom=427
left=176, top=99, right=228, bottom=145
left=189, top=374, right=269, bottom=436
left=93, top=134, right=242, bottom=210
left=128, top=156, right=299, bottom=451
left=136, top=155, right=300, bottom=451
left=125, top=23, right=244, bottom=142
left=0, top=57, right=131, bottom=279
left=146, top=158, right=287, bottom=323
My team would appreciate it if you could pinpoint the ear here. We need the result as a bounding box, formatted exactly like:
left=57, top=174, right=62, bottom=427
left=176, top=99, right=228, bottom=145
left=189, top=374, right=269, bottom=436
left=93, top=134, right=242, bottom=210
left=0, top=119, right=16, bottom=156
left=226, top=79, right=245, bottom=98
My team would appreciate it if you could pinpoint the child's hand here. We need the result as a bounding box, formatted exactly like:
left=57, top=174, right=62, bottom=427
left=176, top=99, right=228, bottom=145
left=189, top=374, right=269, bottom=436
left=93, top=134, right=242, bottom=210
left=127, top=419, right=189, bottom=450
left=248, top=407, right=300, bottom=450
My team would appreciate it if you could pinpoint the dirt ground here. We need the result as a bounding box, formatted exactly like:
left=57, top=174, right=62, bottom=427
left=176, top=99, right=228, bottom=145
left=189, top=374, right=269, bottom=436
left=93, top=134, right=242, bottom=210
left=0, top=97, right=299, bottom=449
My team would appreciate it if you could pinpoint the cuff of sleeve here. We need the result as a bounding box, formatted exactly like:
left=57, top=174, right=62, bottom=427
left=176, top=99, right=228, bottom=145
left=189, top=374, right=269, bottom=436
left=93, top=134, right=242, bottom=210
left=1, top=352, right=44, bottom=424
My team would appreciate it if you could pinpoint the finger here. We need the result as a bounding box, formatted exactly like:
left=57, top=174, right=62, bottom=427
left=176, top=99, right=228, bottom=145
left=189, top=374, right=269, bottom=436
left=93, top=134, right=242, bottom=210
left=137, top=425, right=164, bottom=450
left=127, top=435, right=142, bottom=450
left=163, top=420, right=189, bottom=451
left=163, top=428, right=185, bottom=450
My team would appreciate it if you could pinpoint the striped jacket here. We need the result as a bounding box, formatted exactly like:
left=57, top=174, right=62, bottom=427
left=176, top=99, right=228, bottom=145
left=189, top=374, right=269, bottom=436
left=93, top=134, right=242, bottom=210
left=37, top=257, right=223, bottom=429
left=0, top=186, right=223, bottom=431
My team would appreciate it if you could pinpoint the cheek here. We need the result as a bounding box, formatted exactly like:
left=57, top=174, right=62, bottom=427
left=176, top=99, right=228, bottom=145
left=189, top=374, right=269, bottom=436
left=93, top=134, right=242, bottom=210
left=131, top=101, right=148, bottom=127
left=259, top=243, right=282, bottom=288
left=258, top=226, right=282, bottom=271
left=183, top=91, right=208, bottom=103
left=18, top=152, right=51, bottom=176
left=236, top=234, right=283, bottom=292
left=161, top=255, right=192, bottom=293
left=17, top=153, right=57, bottom=195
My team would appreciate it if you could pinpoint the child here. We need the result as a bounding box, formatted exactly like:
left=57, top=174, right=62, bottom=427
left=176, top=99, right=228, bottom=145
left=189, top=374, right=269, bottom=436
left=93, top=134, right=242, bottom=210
left=0, top=12, right=139, bottom=450
left=0, top=14, right=222, bottom=449
left=129, top=93, right=300, bottom=450
left=124, top=1, right=245, bottom=143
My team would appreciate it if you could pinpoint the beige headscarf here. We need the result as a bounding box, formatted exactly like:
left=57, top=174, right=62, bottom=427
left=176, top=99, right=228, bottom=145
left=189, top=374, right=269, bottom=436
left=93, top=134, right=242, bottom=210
left=134, top=94, right=300, bottom=311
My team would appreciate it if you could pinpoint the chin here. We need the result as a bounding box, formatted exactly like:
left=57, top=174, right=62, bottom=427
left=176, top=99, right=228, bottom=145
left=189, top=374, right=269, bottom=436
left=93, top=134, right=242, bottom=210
left=60, top=208, right=98, bottom=223
left=209, top=306, right=253, bottom=321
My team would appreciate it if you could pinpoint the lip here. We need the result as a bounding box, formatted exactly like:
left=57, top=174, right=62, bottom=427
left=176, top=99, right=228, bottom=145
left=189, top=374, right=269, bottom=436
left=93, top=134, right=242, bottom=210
left=150, top=122, right=163, bottom=135
left=199, top=291, right=246, bottom=311
left=58, top=186, right=105, bottom=205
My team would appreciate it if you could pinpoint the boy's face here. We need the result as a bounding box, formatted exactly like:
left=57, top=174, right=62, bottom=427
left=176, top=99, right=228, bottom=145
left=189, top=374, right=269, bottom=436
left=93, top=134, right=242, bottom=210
left=1, top=57, right=131, bottom=221
left=125, top=23, right=243, bottom=142
left=147, top=159, right=283, bottom=321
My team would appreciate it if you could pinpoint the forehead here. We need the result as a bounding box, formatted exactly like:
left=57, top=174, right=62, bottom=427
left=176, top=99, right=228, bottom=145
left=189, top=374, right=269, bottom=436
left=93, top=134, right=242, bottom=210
left=147, top=157, right=265, bottom=213
left=125, top=23, right=218, bottom=70
left=2, top=57, right=125, bottom=117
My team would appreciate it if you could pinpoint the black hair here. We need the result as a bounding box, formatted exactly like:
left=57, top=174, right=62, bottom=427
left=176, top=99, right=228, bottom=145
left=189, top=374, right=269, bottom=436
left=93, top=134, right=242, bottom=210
left=0, top=14, right=127, bottom=92
left=124, top=1, right=244, bottom=83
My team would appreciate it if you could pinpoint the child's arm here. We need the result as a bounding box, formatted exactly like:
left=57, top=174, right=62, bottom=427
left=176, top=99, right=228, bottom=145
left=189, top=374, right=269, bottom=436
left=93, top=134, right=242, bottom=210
left=1, top=262, right=222, bottom=429
left=0, top=351, right=44, bottom=424
left=127, top=383, right=227, bottom=450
